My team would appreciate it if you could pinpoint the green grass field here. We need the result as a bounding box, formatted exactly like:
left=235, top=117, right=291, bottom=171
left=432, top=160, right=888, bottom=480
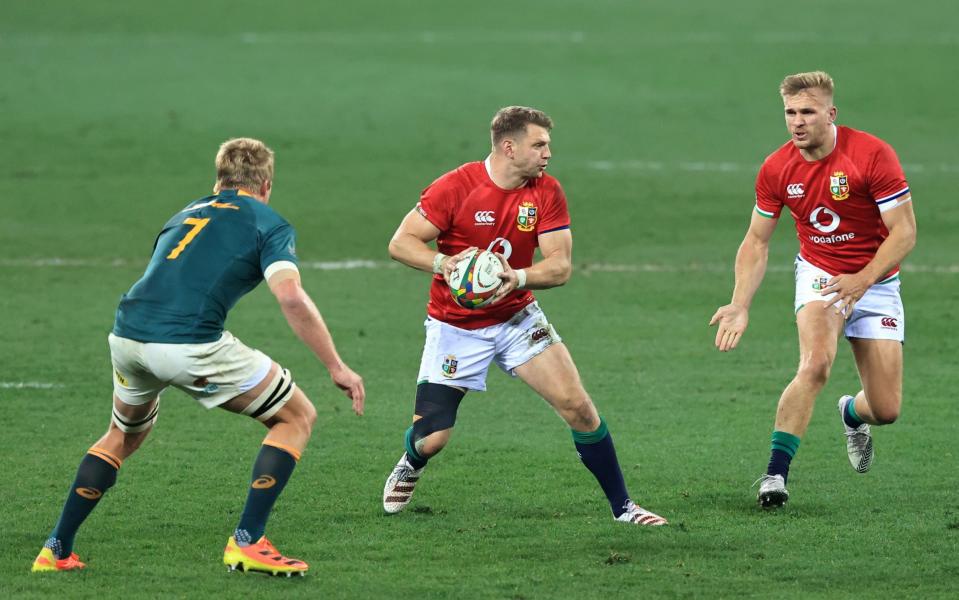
left=2, top=1, right=957, bottom=597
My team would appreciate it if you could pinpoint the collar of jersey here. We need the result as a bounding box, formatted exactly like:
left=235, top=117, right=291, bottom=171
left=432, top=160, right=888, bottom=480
left=217, top=188, right=255, bottom=198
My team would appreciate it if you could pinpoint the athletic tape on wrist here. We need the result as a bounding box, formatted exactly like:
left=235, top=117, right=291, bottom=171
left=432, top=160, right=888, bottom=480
left=515, top=269, right=527, bottom=289
left=432, top=253, right=447, bottom=274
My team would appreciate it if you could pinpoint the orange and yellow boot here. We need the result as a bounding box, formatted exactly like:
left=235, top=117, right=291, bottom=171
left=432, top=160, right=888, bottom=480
left=223, top=536, right=308, bottom=577
left=32, top=547, right=85, bottom=572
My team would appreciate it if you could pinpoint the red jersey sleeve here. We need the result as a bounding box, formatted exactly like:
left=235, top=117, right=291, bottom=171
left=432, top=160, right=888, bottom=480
left=754, top=160, right=782, bottom=219
left=867, top=141, right=911, bottom=213
left=536, top=179, right=571, bottom=234
left=416, top=173, right=460, bottom=231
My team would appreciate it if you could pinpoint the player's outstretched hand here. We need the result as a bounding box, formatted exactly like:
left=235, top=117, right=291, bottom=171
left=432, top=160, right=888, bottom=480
left=330, top=364, right=365, bottom=415
left=490, top=253, right=517, bottom=304
left=709, top=303, right=749, bottom=352
left=441, top=246, right=479, bottom=286
left=820, top=272, right=869, bottom=319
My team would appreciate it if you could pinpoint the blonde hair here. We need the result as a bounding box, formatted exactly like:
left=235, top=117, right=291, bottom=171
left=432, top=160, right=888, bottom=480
left=215, top=138, right=274, bottom=192
left=779, top=71, right=834, bottom=98
left=490, top=106, right=553, bottom=145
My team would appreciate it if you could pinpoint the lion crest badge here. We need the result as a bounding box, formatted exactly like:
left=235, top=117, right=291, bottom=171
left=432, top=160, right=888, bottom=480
left=830, top=171, right=850, bottom=201
left=517, top=202, right=537, bottom=232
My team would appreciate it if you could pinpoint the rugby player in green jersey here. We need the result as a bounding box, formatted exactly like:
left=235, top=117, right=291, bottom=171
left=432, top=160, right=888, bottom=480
left=32, top=138, right=365, bottom=576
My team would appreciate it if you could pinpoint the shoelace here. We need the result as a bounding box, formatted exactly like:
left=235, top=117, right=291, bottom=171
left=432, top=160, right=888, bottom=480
left=394, top=465, right=418, bottom=481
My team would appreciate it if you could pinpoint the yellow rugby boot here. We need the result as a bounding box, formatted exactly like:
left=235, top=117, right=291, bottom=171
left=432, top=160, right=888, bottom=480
left=32, top=547, right=86, bottom=572
left=223, top=536, right=308, bottom=577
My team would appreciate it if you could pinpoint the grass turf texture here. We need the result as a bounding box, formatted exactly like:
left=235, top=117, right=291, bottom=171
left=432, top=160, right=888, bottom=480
left=2, top=1, right=958, bottom=598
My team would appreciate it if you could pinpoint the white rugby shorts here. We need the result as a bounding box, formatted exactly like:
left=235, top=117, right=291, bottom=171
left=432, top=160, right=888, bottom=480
left=794, top=255, right=904, bottom=342
left=108, top=331, right=272, bottom=408
left=417, top=302, right=562, bottom=391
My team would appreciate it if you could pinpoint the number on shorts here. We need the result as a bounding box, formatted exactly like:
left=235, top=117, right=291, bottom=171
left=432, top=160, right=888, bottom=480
left=166, top=217, right=210, bottom=260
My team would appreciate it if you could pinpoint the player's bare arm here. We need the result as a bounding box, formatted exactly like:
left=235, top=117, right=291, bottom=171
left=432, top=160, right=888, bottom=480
left=267, top=270, right=365, bottom=414
left=821, top=198, right=916, bottom=316
left=710, top=211, right=779, bottom=351
left=492, top=228, right=572, bottom=302
left=388, top=208, right=476, bottom=285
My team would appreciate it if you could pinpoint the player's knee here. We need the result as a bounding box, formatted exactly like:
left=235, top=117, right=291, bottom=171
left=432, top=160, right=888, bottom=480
left=871, top=404, right=900, bottom=425
left=294, top=396, right=317, bottom=433
left=559, top=395, right=598, bottom=430
left=796, top=355, right=833, bottom=387
left=279, top=394, right=317, bottom=436
left=417, top=429, right=452, bottom=457
left=410, top=383, right=464, bottom=456
left=105, top=422, right=151, bottom=459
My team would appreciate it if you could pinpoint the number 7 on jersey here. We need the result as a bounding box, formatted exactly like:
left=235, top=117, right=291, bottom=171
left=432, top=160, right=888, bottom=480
left=166, top=217, right=210, bottom=260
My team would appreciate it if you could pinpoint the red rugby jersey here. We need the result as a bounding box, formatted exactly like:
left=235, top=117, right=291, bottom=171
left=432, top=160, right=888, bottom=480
left=416, top=159, right=571, bottom=329
left=755, top=125, right=910, bottom=278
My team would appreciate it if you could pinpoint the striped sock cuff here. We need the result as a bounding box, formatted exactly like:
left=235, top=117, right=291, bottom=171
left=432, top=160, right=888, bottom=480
left=770, top=431, right=801, bottom=458
left=87, top=446, right=122, bottom=470
left=846, top=398, right=864, bottom=426
left=571, top=417, right=609, bottom=445
left=262, top=439, right=302, bottom=462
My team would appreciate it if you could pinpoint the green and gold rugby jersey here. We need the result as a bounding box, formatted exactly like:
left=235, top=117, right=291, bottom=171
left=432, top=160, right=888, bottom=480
left=113, top=189, right=297, bottom=343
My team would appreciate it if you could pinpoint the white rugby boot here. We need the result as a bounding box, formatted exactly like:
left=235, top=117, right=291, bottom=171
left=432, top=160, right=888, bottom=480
left=755, top=474, right=789, bottom=509
left=838, top=395, right=874, bottom=473
left=615, top=500, right=668, bottom=526
left=382, top=453, right=425, bottom=514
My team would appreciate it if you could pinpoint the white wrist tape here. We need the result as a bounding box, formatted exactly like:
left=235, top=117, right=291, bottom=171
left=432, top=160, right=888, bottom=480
left=432, top=253, right=448, bottom=274
left=515, top=269, right=527, bottom=289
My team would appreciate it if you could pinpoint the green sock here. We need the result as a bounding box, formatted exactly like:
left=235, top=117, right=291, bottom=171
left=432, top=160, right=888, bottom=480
left=767, top=430, right=801, bottom=482
left=845, top=398, right=864, bottom=427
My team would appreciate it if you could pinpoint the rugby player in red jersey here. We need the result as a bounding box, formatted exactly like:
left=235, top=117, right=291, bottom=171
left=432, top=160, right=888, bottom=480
left=710, top=72, right=917, bottom=508
left=381, top=106, right=667, bottom=526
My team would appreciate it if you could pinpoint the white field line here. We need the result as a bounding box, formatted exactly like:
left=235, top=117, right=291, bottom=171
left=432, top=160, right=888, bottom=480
left=0, top=382, right=64, bottom=389
left=587, top=160, right=959, bottom=176
left=2, top=31, right=958, bottom=47
left=2, top=258, right=957, bottom=274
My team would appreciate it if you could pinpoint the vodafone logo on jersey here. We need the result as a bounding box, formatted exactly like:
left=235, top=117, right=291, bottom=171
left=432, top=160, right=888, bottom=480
left=808, top=206, right=856, bottom=245
left=810, top=206, right=840, bottom=233
left=786, top=183, right=805, bottom=198
left=474, top=210, right=495, bottom=226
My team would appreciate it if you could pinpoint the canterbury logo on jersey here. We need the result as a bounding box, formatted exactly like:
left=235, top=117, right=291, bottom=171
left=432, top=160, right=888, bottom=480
left=474, top=210, right=495, bottom=225
left=786, top=183, right=805, bottom=198
left=881, top=317, right=898, bottom=329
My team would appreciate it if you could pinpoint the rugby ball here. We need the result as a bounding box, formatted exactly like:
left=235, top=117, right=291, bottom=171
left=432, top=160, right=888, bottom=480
left=448, top=249, right=504, bottom=309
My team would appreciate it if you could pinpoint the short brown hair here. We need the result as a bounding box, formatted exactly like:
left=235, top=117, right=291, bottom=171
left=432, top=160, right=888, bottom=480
left=779, top=71, right=835, bottom=98
left=490, top=106, right=553, bottom=145
left=215, top=137, right=274, bottom=192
